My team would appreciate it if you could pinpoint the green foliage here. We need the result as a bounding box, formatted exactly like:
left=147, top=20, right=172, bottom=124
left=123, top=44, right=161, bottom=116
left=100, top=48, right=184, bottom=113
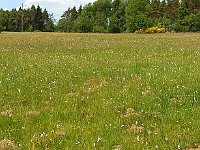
left=73, top=4, right=94, bottom=33
left=188, top=13, right=200, bottom=32
left=57, top=19, right=68, bottom=32
left=174, top=12, right=200, bottom=32
left=166, top=0, right=180, bottom=21
left=44, top=14, right=55, bottom=32
left=126, top=0, right=150, bottom=32
left=108, top=24, right=121, bottom=33
left=110, top=0, right=126, bottom=32
left=56, top=0, right=200, bottom=33
left=149, top=0, right=161, bottom=18
left=57, top=0, right=126, bottom=33
left=93, top=12, right=107, bottom=28
left=74, top=17, right=93, bottom=33
left=44, top=22, right=55, bottom=32
left=93, top=0, right=112, bottom=28
left=35, top=5, right=44, bottom=31
left=93, top=26, right=106, bottom=33
left=181, top=0, right=200, bottom=14
left=0, top=0, right=200, bottom=33
left=0, top=24, right=2, bottom=33
left=57, top=7, right=78, bottom=32
left=27, top=25, right=34, bottom=32
left=0, top=5, right=54, bottom=32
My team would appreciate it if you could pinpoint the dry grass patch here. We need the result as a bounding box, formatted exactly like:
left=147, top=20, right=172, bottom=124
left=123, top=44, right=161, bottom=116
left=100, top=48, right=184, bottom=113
left=122, top=108, right=140, bottom=118
left=54, top=131, right=66, bottom=137
left=127, top=124, right=144, bottom=133
left=0, top=139, right=17, bottom=150
left=65, top=92, right=79, bottom=97
left=187, top=144, right=200, bottom=150
left=83, top=79, right=108, bottom=94
left=150, top=111, right=162, bottom=117
left=1, top=109, right=13, bottom=117
left=25, top=110, right=40, bottom=117
left=113, top=144, right=122, bottom=150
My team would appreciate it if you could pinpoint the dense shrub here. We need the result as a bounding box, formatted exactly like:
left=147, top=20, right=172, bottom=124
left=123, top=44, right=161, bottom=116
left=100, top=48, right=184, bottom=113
left=174, top=22, right=189, bottom=32
left=93, top=26, right=106, bottom=33
left=108, top=25, right=121, bottom=33
left=34, top=30, right=41, bottom=32
left=174, top=13, right=200, bottom=32
left=188, top=13, right=200, bottom=32
left=0, top=25, right=2, bottom=33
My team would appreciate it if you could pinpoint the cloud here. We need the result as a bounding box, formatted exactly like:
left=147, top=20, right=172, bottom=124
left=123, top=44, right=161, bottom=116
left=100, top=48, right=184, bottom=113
left=2, top=8, right=10, bottom=10
left=24, top=0, right=96, bottom=21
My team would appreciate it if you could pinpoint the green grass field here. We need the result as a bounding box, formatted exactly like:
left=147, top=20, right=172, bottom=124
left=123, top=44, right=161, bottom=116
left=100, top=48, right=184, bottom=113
left=1, top=32, right=200, bottom=150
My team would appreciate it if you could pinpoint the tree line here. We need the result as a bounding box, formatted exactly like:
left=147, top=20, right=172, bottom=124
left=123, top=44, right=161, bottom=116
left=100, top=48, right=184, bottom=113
left=0, top=5, right=55, bottom=32
left=58, top=0, right=200, bottom=33
left=0, top=0, right=200, bottom=33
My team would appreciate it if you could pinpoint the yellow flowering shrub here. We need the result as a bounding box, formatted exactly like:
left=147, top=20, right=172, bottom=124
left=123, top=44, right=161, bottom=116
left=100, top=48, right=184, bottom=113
left=135, top=26, right=166, bottom=34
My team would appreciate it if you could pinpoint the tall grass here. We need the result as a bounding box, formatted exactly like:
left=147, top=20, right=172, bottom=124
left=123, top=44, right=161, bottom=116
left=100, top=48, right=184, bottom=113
left=0, top=32, right=200, bottom=149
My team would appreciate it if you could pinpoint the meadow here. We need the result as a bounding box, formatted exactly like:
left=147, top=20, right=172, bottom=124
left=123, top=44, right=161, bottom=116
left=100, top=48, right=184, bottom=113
left=0, top=32, right=200, bottom=150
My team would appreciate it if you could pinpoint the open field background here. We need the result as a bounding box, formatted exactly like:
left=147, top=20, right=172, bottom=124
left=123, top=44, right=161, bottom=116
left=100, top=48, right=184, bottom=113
left=1, top=32, right=200, bottom=149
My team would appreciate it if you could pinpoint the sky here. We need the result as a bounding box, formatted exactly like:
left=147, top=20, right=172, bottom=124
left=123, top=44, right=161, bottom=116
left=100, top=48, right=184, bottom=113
left=0, top=0, right=97, bottom=21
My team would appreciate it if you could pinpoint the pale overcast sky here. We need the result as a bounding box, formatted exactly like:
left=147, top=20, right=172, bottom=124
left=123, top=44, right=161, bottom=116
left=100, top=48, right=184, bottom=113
left=0, top=0, right=97, bottom=21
